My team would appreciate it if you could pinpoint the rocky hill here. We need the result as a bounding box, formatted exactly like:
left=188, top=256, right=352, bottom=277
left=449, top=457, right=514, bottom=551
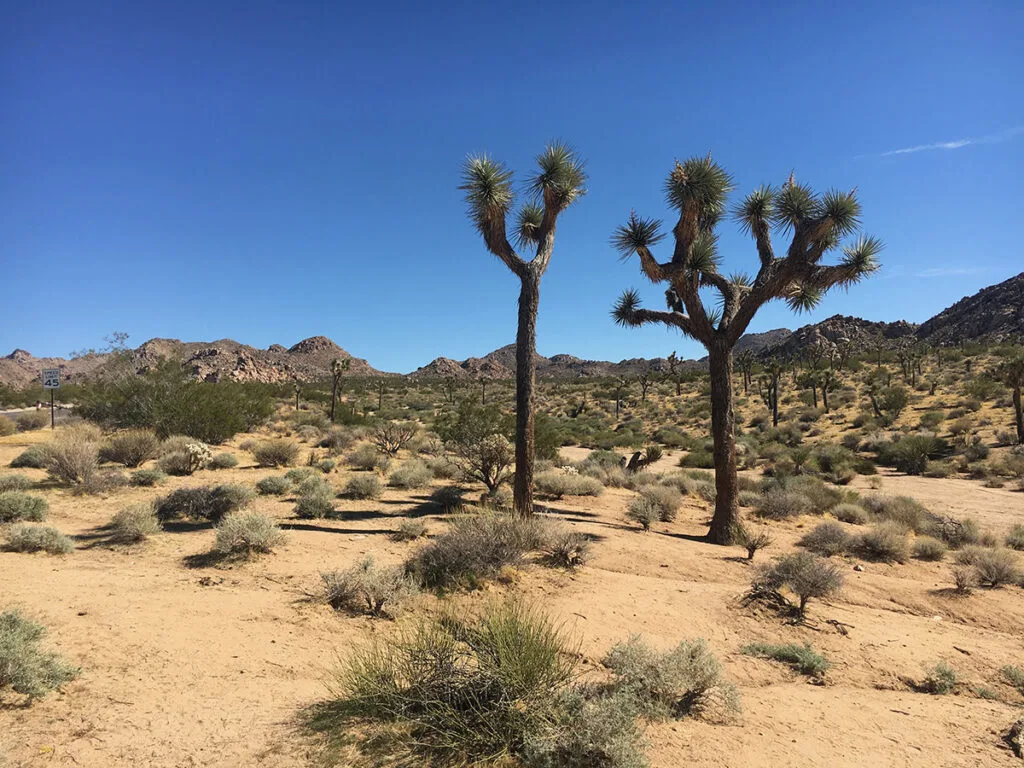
left=760, top=315, right=918, bottom=359
left=0, top=336, right=386, bottom=387
left=916, top=271, right=1024, bottom=345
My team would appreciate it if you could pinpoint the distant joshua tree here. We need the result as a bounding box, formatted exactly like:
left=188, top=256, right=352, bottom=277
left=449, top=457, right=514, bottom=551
left=612, top=155, right=881, bottom=544
left=666, top=351, right=683, bottom=396
left=461, top=143, right=587, bottom=516
left=329, top=358, right=350, bottom=423
left=996, top=354, right=1024, bottom=444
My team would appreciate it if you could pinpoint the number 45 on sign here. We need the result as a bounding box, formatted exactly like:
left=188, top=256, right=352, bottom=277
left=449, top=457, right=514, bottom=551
left=41, top=369, right=60, bottom=429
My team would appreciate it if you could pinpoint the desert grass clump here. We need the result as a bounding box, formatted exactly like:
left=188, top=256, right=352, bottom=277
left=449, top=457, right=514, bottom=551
left=387, top=459, right=433, bottom=489
left=637, top=485, right=683, bottom=522
left=129, top=468, right=166, bottom=487
left=16, top=410, right=50, bottom=431
left=343, top=474, right=383, bottom=500
left=405, top=513, right=551, bottom=589
left=255, top=475, right=292, bottom=495
left=347, top=444, right=391, bottom=473
left=920, top=661, right=958, bottom=694
left=309, top=602, right=589, bottom=765
left=214, top=511, right=284, bottom=556
left=862, top=495, right=930, bottom=533
left=0, top=491, right=48, bottom=523
left=956, top=546, right=1021, bottom=587
left=912, top=536, right=948, bottom=561
left=1001, top=665, right=1024, bottom=695
left=158, top=442, right=212, bottom=475
left=109, top=504, right=160, bottom=543
left=741, top=642, right=829, bottom=677
left=0, top=609, right=79, bottom=701
left=253, top=439, right=300, bottom=468
left=99, top=429, right=159, bottom=468
left=391, top=519, right=428, bottom=542
left=0, top=475, right=32, bottom=493
left=9, top=446, right=48, bottom=469
left=797, top=521, right=851, bottom=557
left=1005, top=524, right=1024, bottom=552
left=208, top=452, right=239, bottom=470
left=856, top=522, right=911, bottom=563
left=43, top=431, right=99, bottom=486
left=755, top=489, right=812, bottom=520
left=832, top=502, right=870, bottom=525
left=541, top=529, right=592, bottom=569
left=154, top=484, right=254, bottom=524
left=4, top=524, right=74, bottom=555
left=603, top=636, right=740, bottom=722
left=534, top=471, right=604, bottom=499
left=750, top=552, right=844, bottom=617
left=624, top=496, right=659, bottom=532
left=320, top=556, right=418, bottom=617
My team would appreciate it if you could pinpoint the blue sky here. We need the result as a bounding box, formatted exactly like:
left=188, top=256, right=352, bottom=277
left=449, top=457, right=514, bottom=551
left=2, top=1, right=1022, bottom=373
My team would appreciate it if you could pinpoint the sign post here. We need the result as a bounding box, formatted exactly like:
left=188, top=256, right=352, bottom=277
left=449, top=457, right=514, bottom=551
left=41, top=369, right=60, bottom=429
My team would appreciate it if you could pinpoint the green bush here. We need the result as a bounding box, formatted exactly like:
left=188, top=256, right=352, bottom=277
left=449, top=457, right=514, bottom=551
left=0, top=609, right=79, bottom=700
left=16, top=410, right=50, bottom=431
left=0, top=474, right=32, bottom=493
left=0, top=491, right=48, bottom=523
left=405, top=513, right=551, bottom=589
left=255, top=475, right=292, bottom=495
left=388, top=459, right=433, bottom=489
left=679, top=449, right=714, bottom=469
left=856, top=522, right=911, bottom=562
left=214, top=511, right=284, bottom=556
left=391, top=518, right=428, bottom=541
left=253, top=439, right=300, bottom=468
left=343, top=474, right=382, bottom=499
left=99, top=429, right=160, bottom=468
left=920, top=661, right=957, bottom=694
left=636, top=485, right=682, bottom=522
left=430, top=485, right=466, bottom=512
left=75, top=359, right=274, bottom=443
left=154, top=484, right=254, bottom=523
left=311, top=602, right=583, bottom=765
left=534, top=471, right=604, bottom=499
left=832, top=502, right=869, bottom=525
left=862, top=495, right=930, bottom=533
left=109, top=504, right=161, bottom=543
left=4, top=524, right=74, bottom=555
left=603, top=636, right=740, bottom=722
left=284, top=467, right=317, bottom=484
left=10, top=446, right=47, bottom=469
left=208, top=452, right=239, bottom=470
left=956, top=546, right=1021, bottom=587
left=1001, top=665, right=1024, bottom=695
left=912, top=536, right=948, bottom=561
left=624, top=496, right=658, bottom=531
left=295, top=478, right=336, bottom=518
left=742, top=642, right=829, bottom=676
left=157, top=442, right=212, bottom=475
left=320, top=556, right=418, bottom=617
left=756, top=490, right=812, bottom=520
left=751, top=552, right=844, bottom=616
left=797, top=521, right=851, bottom=557
left=1005, top=524, right=1024, bottom=551
left=129, top=468, right=166, bottom=487
left=346, top=444, right=391, bottom=472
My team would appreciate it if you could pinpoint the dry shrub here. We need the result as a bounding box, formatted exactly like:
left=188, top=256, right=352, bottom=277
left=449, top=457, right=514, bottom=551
left=832, top=502, right=869, bottom=525
left=158, top=443, right=212, bottom=475
left=9, top=446, right=48, bottom=469
left=391, top=519, right=428, bottom=541
left=253, top=439, right=300, bottom=468
left=797, top=521, right=851, bottom=557
left=388, top=460, right=433, bottom=489
left=16, top=411, right=49, bottom=431
left=109, top=504, right=160, bottom=543
left=0, top=415, right=15, bottom=436
left=347, top=444, right=391, bottom=472
left=624, top=496, right=658, bottom=531
left=1005, top=524, right=1024, bottom=552
left=370, top=421, right=418, bottom=456
left=43, top=432, right=99, bottom=486
left=214, top=511, right=284, bottom=556
left=154, top=484, right=254, bottom=523
left=920, top=661, right=958, bottom=694
left=751, top=551, right=844, bottom=616
left=0, top=491, right=48, bottom=523
left=856, top=522, right=911, bottom=563
left=742, top=642, right=829, bottom=677
left=0, top=475, right=32, bottom=493
left=255, top=475, right=292, bottom=495
left=637, top=485, right=682, bottom=522
left=603, top=636, right=740, bottom=722
left=541, top=529, right=592, bottom=569
left=912, top=536, right=948, bottom=561
left=129, top=468, right=166, bottom=487
left=208, top=452, right=239, bottom=470
left=534, top=471, right=604, bottom=499
left=320, top=556, right=418, bottom=617
left=741, top=529, right=773, bottom=560
left=431, top=485, right=466, bottom=513
left=955, top=546, right=1020, bottom=587
left=4, top=524, right=74, bottom=555
left=99, top=429, right=159, bottom=468
left=755, top=490, right=812, bottom=520
left=344, top=474, right=382, bottom=499
left=0, top=609, right=79, bottom=701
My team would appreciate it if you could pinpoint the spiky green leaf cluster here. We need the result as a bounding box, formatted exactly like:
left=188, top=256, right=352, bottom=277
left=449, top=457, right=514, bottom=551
left=839, top=235, right=883, bottom=279
left=611, top=211, right=665, bottom=257
left=664, top=155, right=734, bottom=218
left=530, top=142, right=587, bottom=211
left=612, top=289, right=643, bottom=327
left=459, top=155, right=514, bottom=235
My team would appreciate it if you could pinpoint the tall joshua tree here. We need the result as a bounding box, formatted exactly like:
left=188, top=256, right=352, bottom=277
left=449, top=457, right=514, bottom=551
left=461, top=143, right=587, bottom=515
left=996, top=354, right=1024, bottom=444
left=612, top=155, right=881, bottom=544
left=329, top=358, right=350, bottom=423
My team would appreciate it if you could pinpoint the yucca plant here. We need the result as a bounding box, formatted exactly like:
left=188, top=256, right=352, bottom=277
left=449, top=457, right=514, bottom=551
left=612, top=157, right=881, bottom=543
left=996, top=354, right=1024, bottom=444
left=461, top=143, right=586, bottom=515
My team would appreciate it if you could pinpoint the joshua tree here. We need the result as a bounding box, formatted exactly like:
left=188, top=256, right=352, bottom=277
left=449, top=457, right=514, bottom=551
left=293, top=381, right=301, bottom=412
left=666, top=351, right=683, bottom=396
left=759, top=361, right=782, bottom=427
left=329, top=358, right=350, bottom=423
left=736, top=350, right=755, bottom=394
left=612, top=155, right=881, bottom=544
left=375, top=378, right=386, bottom=411
left=638, top=370, right=653, bottom=402
left=461, top=143, right=586, bottom=516
left=996, top=354, right=1024, bottom=444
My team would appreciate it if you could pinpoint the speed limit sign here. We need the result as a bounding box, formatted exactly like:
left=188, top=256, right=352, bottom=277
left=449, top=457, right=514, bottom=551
left=42, top=369, right=61, bottom=389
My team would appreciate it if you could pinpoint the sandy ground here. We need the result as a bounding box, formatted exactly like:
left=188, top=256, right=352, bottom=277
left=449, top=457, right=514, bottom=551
left=2, top=431, right=1023, bottom=767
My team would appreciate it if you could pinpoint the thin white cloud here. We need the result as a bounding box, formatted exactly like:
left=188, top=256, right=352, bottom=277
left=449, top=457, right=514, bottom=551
left=915, top=267, right=988, bottom=278
left=872, top=126, right=1024, bottom=157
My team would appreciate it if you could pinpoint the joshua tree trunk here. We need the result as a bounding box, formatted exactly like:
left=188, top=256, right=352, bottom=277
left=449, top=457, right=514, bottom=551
left=513, top=272, right=540, bottom=517
left=822, top=386, right=829, bottom=413
left=707, top=342, right=742, bottom=544
left=1012, top=388, right=1023, bottom=443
